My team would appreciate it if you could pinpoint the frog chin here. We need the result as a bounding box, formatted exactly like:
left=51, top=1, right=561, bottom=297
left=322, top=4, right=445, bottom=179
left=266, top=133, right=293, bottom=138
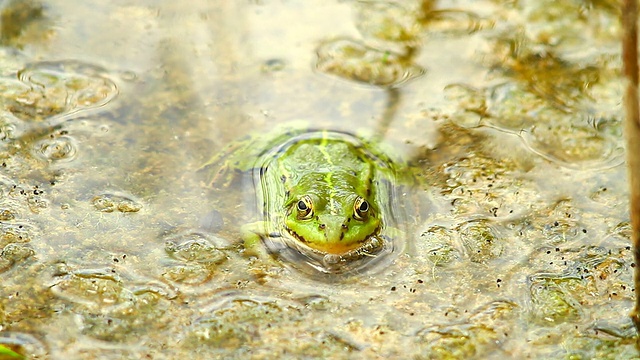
left=281, top=231, right=389, bottom=274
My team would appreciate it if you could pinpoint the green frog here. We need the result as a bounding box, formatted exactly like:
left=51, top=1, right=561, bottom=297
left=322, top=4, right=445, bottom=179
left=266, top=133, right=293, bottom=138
left=203, top=128, right=410, bottom=274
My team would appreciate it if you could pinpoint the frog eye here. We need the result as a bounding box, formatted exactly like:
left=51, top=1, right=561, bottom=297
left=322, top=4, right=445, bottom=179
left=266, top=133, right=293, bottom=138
left=296, top=195, right=314, bottom=220
left=353, top=197, right=370, bottom=221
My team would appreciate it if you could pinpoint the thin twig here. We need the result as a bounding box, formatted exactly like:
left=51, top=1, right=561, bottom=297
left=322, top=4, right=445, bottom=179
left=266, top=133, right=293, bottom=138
left=622, top=0, right=640, bottom=337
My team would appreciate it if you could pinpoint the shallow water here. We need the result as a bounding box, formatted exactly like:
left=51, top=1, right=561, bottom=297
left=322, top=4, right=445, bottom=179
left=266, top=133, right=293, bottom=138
left=0, top=0, right=636, bottom=358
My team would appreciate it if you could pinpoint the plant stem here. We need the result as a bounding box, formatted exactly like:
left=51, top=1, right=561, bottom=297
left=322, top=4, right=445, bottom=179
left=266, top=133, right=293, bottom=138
left=622, top=0, right=640, bottom=337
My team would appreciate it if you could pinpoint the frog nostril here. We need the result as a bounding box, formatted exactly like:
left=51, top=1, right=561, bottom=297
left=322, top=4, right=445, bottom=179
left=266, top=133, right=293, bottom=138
left=341, top=224, right=348, bottom=230
left=319, top=223, right=326, bottom=229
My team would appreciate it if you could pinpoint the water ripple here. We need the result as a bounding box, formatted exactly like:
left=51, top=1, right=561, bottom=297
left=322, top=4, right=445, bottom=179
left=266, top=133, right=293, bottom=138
left=32, top=134, right=78, bottom=163
left=13, top=60, right=119, bottom=121
left=520, top=120, right=625, bottom=170
left=162, top=232, right=229, bottom=286
left=315, top=38, right=425, bottom=87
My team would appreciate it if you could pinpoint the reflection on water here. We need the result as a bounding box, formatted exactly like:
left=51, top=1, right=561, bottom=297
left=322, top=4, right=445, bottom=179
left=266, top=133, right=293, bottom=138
left=0, top=0, right=636, bottom=358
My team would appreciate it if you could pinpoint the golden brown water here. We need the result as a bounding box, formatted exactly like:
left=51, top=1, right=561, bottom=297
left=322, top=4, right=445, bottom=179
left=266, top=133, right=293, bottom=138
left=0, top=0, right=635, bottom=358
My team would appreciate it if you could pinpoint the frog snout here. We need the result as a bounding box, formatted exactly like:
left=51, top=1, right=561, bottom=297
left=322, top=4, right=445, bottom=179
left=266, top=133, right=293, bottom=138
left=318, top=215, right=348, bottom=241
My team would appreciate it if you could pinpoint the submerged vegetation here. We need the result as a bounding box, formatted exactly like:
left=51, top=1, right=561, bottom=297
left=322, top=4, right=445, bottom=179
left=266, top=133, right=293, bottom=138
left=0, top=0, right=637, bottom=358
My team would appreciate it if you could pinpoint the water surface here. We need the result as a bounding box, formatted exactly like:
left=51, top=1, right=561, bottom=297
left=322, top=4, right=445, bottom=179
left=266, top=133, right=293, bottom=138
left=0, top=0, right=635, bottom=358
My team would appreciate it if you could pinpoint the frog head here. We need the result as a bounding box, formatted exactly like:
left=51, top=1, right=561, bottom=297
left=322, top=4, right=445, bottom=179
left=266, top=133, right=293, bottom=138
left=284, top=192, right=381, bottom=254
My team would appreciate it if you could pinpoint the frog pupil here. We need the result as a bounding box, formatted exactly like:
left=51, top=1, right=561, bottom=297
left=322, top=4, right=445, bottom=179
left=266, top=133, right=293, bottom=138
left=296, top=196, right=313, bottom=220
left=353, top=197, right=370, bottom=221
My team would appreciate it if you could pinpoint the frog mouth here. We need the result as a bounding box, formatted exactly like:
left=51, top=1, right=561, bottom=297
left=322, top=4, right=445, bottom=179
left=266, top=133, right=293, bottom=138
left=285, top=225, right=382, bottom=252
left=284, top=226, right=385, bottom=259
left=261, top=225, right=394, bottom=274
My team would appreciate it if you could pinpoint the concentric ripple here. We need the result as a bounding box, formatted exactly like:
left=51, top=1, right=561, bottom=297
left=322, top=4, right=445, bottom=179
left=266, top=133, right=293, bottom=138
left=32, top=134, right=78, bottom=163
left=11, top=60, right=119, bottom=121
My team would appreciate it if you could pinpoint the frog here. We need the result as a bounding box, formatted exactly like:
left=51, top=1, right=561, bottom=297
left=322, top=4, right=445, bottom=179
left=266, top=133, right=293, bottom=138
left=201, top=127, right=411, bottom=274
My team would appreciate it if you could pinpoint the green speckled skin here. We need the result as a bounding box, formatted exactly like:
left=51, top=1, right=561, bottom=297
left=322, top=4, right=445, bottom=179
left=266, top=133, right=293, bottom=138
left=204, top=128, right=406, bottom=272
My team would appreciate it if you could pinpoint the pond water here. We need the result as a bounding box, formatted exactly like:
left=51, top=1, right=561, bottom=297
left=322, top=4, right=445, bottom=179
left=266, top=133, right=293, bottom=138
left=0, top=0, right=636, bottom=358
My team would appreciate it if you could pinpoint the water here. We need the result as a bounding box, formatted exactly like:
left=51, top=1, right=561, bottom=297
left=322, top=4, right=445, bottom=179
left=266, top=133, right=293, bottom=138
left=0, top=0, right=635, bottom=358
